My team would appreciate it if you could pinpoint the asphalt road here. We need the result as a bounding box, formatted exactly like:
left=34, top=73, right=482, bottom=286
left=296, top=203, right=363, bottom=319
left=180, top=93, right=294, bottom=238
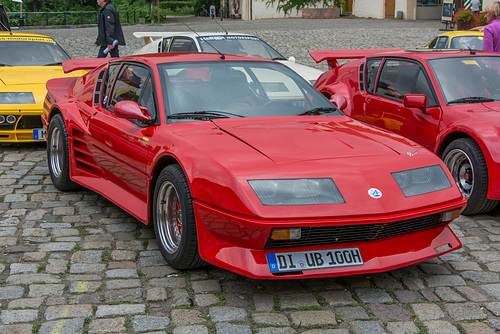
left=1, top=17, right=500, bottom=334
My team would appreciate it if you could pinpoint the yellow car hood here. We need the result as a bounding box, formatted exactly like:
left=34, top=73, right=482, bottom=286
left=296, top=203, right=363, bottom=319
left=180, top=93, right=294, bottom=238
left=0, top=66, right=84, bottom=111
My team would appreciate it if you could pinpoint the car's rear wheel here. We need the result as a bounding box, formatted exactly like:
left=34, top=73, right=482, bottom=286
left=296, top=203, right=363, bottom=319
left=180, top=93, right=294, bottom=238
left=47, top=114, right=80, bottom=191
left=442, top=138, right=498, bottom=215
left=153, top=164, right=206, bottom=269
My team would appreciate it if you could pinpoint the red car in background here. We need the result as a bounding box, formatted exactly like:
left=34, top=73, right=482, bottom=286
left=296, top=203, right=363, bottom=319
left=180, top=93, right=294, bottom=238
left=42, top=53, right=466, bottom=279
left=312, top=49, right=500, bottom=215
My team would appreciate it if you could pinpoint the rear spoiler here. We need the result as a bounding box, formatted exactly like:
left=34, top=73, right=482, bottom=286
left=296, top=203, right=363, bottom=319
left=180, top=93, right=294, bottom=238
left=62, top=58, right=110, bottom=73
left=310, top=49, right=405, bottom=70
left=133, top=32, right=184, bottom=45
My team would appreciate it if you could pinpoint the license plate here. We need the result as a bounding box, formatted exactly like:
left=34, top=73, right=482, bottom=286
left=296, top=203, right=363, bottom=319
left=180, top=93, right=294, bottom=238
left=267, top=247, right=363, bottom=273
left=33, top=128, right=46, bottom=140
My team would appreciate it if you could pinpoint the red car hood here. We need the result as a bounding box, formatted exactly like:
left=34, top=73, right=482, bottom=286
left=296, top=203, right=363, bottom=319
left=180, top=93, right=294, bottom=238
left=212, top=116, right=418, bottom=163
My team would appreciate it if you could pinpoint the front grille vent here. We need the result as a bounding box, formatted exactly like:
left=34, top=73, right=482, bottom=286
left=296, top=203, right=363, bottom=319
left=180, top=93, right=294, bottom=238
left=265, top=213, right=443, bottom=249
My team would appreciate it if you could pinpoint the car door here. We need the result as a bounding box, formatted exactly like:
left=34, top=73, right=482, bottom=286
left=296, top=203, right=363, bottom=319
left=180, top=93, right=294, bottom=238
left=362, top=57, right=442, bottom=151
left=87, top=62, right=158, bottom=202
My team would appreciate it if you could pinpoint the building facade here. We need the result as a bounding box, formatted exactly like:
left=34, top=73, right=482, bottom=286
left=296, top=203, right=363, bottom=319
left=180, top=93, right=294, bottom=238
left=234, top=0, right=492, bottom=21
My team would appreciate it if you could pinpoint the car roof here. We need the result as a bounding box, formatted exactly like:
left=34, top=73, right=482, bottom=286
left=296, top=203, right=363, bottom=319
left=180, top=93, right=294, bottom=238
left=435, top=30, right=484, bottom=38
left=63, top=52, right=275, bottom=73
left=0, top=31, right=56, bottom=41
left=133, top=31, right=254, bottom=40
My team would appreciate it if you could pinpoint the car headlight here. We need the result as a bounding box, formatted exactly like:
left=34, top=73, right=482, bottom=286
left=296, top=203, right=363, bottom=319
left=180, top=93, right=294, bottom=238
left=392, top=165, right=452, bottom=197
left=0, top=93, right=35, bottom=104
left=248, top=178, right=345, bottom=206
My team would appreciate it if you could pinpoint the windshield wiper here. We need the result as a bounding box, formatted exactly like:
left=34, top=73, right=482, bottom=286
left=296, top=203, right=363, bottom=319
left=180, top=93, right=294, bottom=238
left=167, top=111, right=244, bottom=120
left=43, top=62, right=63, bottom=66
left=271, top=57, right=287, bottom=61
left=299, top=107, right=340, bottom=116
left=0, top=63, right=12, bottom=67
left=448, top=96, right=500, bottom=104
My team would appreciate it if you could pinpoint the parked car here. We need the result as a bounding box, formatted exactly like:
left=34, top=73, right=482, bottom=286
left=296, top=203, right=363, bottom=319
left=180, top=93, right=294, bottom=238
left=42, top=53, right=466, bottom=279
left=311, top=48, right=500, bottom=215
left=133, top=31, right=323, bottom=84
left=0, top=31, right=85, bottom=142
left=424, top=30, right=483, bottom=50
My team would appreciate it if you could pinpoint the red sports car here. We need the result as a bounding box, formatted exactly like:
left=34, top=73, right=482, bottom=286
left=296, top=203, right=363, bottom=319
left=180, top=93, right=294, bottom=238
left=42, top=53, right=466, bottom=279
left=312, top=49, right=500, bottom=215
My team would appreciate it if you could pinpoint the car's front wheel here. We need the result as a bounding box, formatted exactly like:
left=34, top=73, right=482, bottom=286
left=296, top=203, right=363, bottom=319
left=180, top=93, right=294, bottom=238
left=47, top=113, right=80, bottom=191
left=153, top=165, right=206, bottom=269
left=442, top=138, right=498, bottom=215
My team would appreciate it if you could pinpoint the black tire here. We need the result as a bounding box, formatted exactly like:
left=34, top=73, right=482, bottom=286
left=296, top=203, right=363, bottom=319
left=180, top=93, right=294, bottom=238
left=46, top=114, right=80, bottom=191
left=152, top=165, right=206, bottom=269
left=442, top=138, right=498, bottom=215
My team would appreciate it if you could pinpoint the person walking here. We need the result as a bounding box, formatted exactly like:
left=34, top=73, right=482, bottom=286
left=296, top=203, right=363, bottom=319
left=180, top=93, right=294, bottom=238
left=483, top=1, right=500, bottom=52
left=0, top=1, right=11, bottom=32
left=471, top=0, right=481, bottom=14
left=95, top=0, right=125, bottom=58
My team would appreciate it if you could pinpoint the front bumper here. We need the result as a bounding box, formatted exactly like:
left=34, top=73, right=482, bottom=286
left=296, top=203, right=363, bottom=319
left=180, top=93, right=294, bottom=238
left=0, top=112, right=45, bottom=142
left=194, top=201, right=465, bottom=279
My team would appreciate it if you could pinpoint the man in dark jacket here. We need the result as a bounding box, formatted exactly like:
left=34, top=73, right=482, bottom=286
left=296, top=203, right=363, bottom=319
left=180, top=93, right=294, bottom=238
left=95, top=0, right=125, bottom=58
left=0, top=1, right=11, bottom=32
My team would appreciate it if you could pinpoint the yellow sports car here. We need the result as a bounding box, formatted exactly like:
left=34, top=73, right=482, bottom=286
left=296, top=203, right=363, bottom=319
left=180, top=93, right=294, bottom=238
left=0, top=32, right=85, bottom=142
left=425, top=30, right=484, bottom=50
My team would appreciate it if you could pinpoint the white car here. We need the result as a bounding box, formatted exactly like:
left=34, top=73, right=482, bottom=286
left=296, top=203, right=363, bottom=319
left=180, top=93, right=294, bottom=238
left=133, top=31, right=323, bottom=84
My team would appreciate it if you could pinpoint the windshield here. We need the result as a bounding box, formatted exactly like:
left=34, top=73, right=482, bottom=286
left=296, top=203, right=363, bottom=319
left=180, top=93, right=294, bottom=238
left=158, top=60, right=337, bottom=121
left=197, top=35, right=286, bottom=60
left=0, top=40, right=70, bottom=66
left=450, top=36, right=483, bottom=50
left=428, top=56, right=500, bottom=104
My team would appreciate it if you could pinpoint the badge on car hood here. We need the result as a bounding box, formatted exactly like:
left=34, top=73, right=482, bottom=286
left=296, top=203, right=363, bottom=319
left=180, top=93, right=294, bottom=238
left=368, top=188, right=382, bottom=198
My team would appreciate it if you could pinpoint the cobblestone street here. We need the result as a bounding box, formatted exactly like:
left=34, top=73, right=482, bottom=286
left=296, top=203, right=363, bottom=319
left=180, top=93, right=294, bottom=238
left=1, top=17, right=500, bottom=334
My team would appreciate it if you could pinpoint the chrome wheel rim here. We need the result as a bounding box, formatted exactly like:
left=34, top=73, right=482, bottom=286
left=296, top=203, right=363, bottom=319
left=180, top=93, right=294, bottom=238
left=444, top=148, right=473, bottom=199
left=156, top=181, right=182, bottom=254
left=49, top=126, right=63, bottom=178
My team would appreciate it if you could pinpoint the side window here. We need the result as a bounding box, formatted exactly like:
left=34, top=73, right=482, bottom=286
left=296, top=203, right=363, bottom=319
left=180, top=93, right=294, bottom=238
left=169, top=38, right=197, bottom=52
left=101, top=63, right=120, bottom=107
left=414, top=70, right=438, bottom=106
left=365, top=58, right=382, bottom=94
left=427, top=37, right=438, bottom=49
left=376, top=59, right=437, bottom=106
left=161, top=37, right=172, bottom=52
left=137, top=76, right=157, bottom=122
left=377, top=60, right=419, bottom=101
left=107, top=64, right=152, bottom=113
left=436, top=36, right=449, bottom=49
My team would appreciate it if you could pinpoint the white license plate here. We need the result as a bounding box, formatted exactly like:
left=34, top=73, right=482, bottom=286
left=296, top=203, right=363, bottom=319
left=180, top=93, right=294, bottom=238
left=33, top=128, right=46, bottom=140
left=267, top=247, right=363, bottom=273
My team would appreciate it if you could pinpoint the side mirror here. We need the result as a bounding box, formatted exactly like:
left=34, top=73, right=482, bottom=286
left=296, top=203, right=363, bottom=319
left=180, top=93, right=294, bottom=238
left=329, top=93, right=348, bottom=110
left=287, top=56, right=296, bottom=63
left=114, top=100, right=152, bottom=121
left=404, top=94, right=427, bottom=112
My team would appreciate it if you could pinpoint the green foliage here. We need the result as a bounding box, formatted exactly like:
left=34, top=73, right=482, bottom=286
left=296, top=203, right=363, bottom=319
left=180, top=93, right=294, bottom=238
left=3, top=0, right=196, bottom=26
left=266, top=0, right=339, bottom=15
left=195, top=0, right=220, bottom=15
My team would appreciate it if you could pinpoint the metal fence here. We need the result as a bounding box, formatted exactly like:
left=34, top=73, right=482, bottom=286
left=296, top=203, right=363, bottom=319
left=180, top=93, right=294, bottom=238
left=5, top=10, right=140, bottom=27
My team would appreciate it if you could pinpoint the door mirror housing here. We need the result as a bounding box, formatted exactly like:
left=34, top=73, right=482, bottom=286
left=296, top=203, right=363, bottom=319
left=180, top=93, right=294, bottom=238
left=404, top=94, right=427, bottom=112
left=114, top=100, right=152, bottom=121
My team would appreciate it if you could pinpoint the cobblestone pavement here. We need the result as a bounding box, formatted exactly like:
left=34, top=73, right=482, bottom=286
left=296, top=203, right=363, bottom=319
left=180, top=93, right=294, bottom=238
left=1, top=17, right=500, bottom=334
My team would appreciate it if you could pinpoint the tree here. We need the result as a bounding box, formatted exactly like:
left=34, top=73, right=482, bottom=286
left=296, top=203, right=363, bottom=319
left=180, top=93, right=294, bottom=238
left=265, top=0, right=344, bottom=16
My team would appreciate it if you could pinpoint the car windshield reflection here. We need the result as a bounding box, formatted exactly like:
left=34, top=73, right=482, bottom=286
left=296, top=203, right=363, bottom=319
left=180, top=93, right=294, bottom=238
left=429, top=56, right=500, bottom=104
left=0, top=40, right=70, bottom=66
left=160, top=61, right=336, bottom=121
left=197, top=35, right=286, bottom=60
